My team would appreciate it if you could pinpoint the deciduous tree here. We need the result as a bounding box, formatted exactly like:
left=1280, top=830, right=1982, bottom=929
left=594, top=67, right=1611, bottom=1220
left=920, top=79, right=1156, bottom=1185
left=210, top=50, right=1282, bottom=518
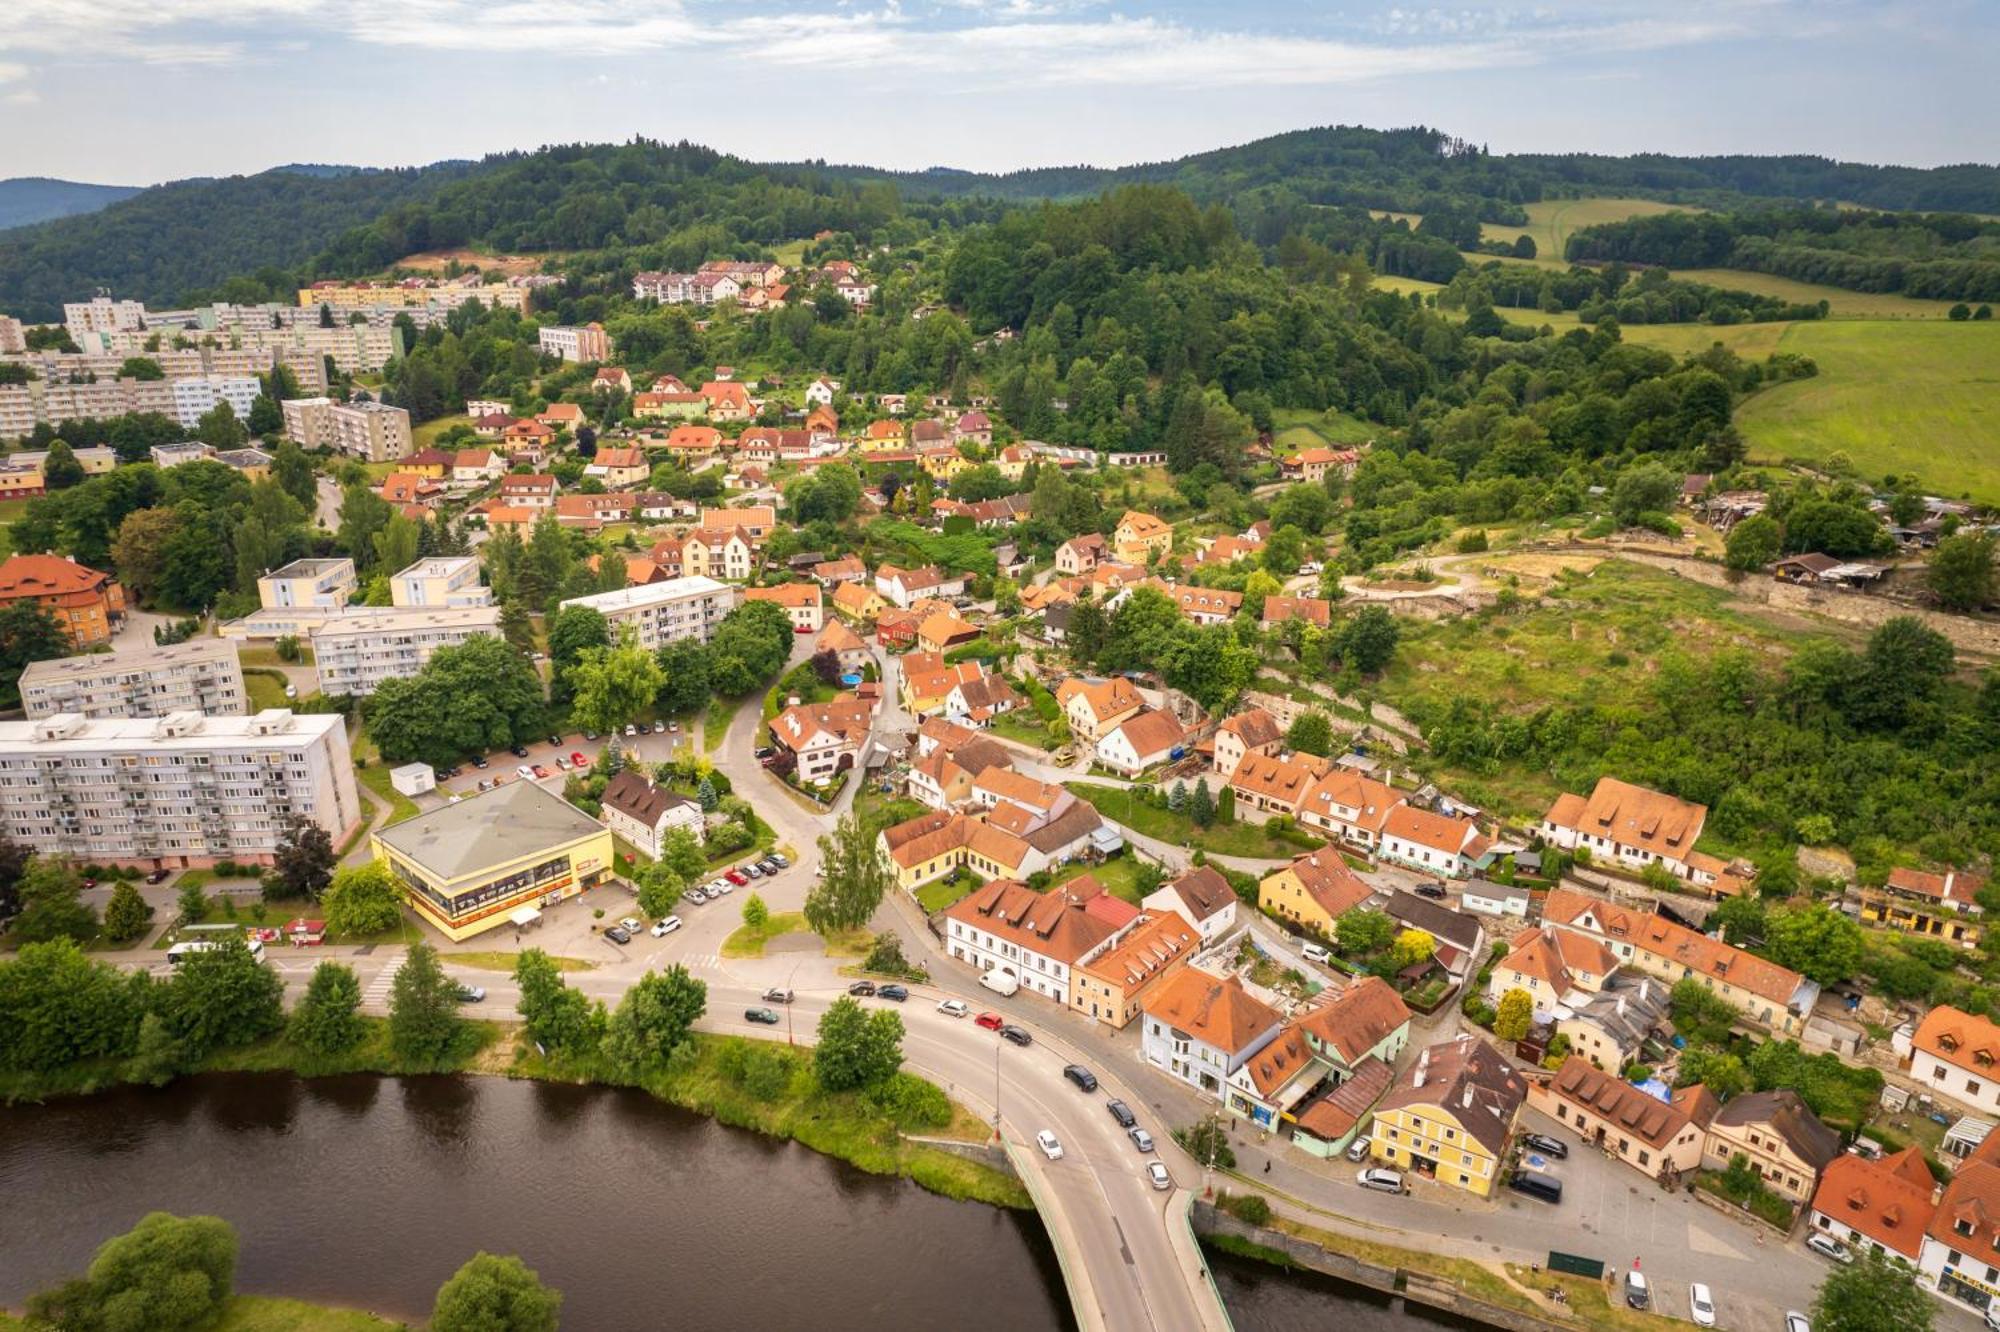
left=321, top=860, right=404, bottom=937
left=27, top=1212, right=238, bottom=1332
left=163, top=936, right=285, bottom=1058
left=602, top=964, right=707, bottom=1077
left=430, top=1253, right=562, bottom=1332
left=814, top=995, right=904, bottom=1091
left=389, top=941, right=464, bottom=1068
left=269, top=813, right=336, bottom=901
left=805, top=812, right=891, bottom=936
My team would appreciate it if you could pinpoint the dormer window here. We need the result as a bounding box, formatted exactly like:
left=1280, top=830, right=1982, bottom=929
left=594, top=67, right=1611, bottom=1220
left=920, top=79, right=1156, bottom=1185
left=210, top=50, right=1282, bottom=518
left=1960, top=1219, right=1976, bottom=1237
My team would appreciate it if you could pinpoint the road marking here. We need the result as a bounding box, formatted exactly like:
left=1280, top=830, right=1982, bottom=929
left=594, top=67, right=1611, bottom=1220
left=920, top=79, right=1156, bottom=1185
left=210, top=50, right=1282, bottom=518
left=361, top=957, right=403, bottom=1007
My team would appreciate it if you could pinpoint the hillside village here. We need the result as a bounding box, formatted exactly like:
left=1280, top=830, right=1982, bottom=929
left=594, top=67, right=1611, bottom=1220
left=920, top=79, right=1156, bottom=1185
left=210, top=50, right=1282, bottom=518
left=3, top=213, right=2000, bottom=1332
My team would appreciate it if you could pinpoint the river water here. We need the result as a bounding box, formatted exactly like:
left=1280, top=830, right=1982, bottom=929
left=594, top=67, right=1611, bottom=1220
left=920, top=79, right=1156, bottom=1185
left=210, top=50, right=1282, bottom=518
left=0, top=1074, right=1480, bottom=1330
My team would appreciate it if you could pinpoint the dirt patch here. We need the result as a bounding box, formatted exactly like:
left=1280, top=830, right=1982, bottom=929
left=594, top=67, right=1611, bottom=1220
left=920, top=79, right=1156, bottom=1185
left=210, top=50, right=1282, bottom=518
left=394, top=248, right=555, bottom=277
left=1479, top=553, right=1604, bottom=580
left=467, top=1024, right=525, bottom=1074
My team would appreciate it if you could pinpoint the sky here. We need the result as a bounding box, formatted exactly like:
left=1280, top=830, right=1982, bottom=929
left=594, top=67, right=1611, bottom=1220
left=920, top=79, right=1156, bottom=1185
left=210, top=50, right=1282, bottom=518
left=0, top=0, right=1991, bottom=185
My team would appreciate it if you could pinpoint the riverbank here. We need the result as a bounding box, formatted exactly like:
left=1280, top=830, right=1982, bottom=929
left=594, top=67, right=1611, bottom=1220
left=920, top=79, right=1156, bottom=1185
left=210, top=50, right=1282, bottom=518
left=0, top=1018, right=1030, bottom=1213
left=2, top=1295, right=402, bottom=1331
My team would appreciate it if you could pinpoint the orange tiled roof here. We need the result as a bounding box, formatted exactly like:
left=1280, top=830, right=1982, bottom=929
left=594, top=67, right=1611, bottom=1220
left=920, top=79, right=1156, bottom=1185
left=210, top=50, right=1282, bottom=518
left=1142, top=970, right=1282, bottom=1055
left=1812, top=1148, right=1937, bottom=1260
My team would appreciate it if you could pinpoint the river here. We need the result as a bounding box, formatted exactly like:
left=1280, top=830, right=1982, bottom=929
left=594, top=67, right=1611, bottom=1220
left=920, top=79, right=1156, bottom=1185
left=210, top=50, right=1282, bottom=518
left=0, top=1074, right=1482, bottom=1330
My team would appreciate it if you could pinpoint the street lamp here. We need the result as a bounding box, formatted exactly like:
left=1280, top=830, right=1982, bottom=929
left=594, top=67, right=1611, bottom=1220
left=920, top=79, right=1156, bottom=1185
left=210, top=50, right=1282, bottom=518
left=785, top=959, right=800, bottom=1047
left=993, top=1037, right=1002, bottom=1141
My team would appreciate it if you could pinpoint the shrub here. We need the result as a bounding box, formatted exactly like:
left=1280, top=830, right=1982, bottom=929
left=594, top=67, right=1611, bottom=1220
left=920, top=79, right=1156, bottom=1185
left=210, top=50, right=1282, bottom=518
left=1218, top=1190, right=1273, bottom=1225
left=865, top=1071, right=952, bottom=1130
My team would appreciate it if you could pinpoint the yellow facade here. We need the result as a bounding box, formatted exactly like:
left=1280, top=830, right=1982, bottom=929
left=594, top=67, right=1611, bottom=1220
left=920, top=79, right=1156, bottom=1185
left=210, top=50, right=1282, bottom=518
left=1369, top=1104, right=1503, bottom=1197
left=1258, top=865, right=1341, bottom=937
left=1859, top=891, right=1980, bottom=946
left=373, top=823, right=614, bottom=942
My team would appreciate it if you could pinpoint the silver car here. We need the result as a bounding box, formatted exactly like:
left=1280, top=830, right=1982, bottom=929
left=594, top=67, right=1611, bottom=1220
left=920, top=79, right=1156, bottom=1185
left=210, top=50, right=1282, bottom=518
left=1357, top=1167, right=1405, bottom=1194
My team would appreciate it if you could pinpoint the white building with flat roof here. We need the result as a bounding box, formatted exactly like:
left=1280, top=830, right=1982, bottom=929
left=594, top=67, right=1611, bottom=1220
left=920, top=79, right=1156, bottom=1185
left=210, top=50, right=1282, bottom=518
left=310, top=605, right=502, bottom=697
left=0, top=709, right=360, bottom=868
left=558, top=576, right=739, bottom=652
left=169, top=375, right=261, bottom=429
left=258, top=558, right=356, bottom=611
left=19, top=639, right=246, bottom=719
left=392, top=557, right=493, bottom=609
left=281, top=397, right=413, bottom=463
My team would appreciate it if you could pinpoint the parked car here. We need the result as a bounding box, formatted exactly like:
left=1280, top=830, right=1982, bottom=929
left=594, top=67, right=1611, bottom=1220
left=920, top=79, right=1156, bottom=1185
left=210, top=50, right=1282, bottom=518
left=1345, top=1137, right=1372, bottom=1163
left=554, top=757, right=570, bottom=771
left=1147, top=1161, right=1172, bottom=1191
left=1106, top=1100, right=1137, bottom=1129
left=1785, top=1314, right=1810, bottom=1332
left=711, top=878, right=735, bottom=895
left=1522, top=1132, right=1569, bottom=1160
left=650, top=916, right=682, bottom=937
left=516, top=765, right=535, bottom=779
left=742, top=863, right=763, bottom=879
left=937, top=999, right=969, bottom=1018
left=456, top=984, right=486, bottom=1003
left=1301, top=942, right=1331, bottom=964
left=974, top=1012, right=1004, bottom=1031
left=745, top=1008, right=780, bottom=1025
left=604, top=926, right=632, bottom=944
left=848, top=980, right=877, bottom=997
left=570, top=751, right=587, bottom=767
left=1062, top=1065, right=1098, bottom=1093
left=1805, top=1234, right=1852, bottom=1264
left=1413, top=882, right=1448, bottom=900
left=145, top=868, right=171, bottom=885
left=768, top=852, right=789, bottom=868
left=584, top=731, right=598, bottom=742
left=725, top=869, right=750, bottom=886
left=1689, top=1282, right=1716, bottom=1328
left=1128, top=1127, right=1155, bottom=1153
left=619, top=917, right=642, bottom=934
left=532, top=764, right=551, bottom=779
left=876, top=984, right=909, bottom=1002
left=669, top=722, right=680, bottom=733
left=471, top=755, right=489, bottom=769
left=1035, top=1130, right=1064, bottom=1161
left=762, top=988, right=793, bottom=1004
left=1508, top=1172, right=1563, bottom=1204
left=509, top=744, right=530, bottom=758
left=1357, top=1167, right=1405, bottom=1194
left=547, top=734, right=563, bottom=748
left=652, top=721, right=666, bottom=734
left=283, top=684, right=297, bottom=699
left=999, top=1025, right=1032, bottom=1047
left=624, top=724, right=637, bottom=737
left=1624, top=1270, right=1650, bottom=1310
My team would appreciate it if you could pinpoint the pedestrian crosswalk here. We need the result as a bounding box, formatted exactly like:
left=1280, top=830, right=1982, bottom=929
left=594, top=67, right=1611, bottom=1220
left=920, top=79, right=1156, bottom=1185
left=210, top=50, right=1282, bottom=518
left=361, top=956, right=403, bottom=1008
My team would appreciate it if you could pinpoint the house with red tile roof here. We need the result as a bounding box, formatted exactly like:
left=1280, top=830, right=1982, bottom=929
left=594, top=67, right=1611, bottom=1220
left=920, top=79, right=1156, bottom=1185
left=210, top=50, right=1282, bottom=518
left=1540, top=776, right=1711, bottom=885
left=584, top=445, right=650, bottom=489
left=1379, top=804, right=1493, bottom=879
left=743, top=581, right=823, bottom=632
left=1294, top=769, right=1404, bottom=849
left=942, top=876, right=1137, bottom=1004
left=1487, top=924, right=1620, bottom=1016
left=1910, top=1006, right=2000, bottom=1118
left=1862, top=866, right=1987, bottom=947
left=1262, top=595, right=1333, bottom=630
left=1528, top=1056, right=1716, bottom=1184
left=1811, top=1146, right=1937, bottom=1264
left=1142, top=865, right=1240, bottom=944
left=1921, top=1132, right=2000, bottom=1311
left=1096, top=709, right=1186, bottom=776
left=1229, top=751, right=1333, bottom=816
left=1140, top=970, right=1284, bottom=1101
left=1070, top=911, right=1199, bottom=1030
left=0, top=553, right=125, bottom=646
left=1212, top=707, right=1285, bottom=779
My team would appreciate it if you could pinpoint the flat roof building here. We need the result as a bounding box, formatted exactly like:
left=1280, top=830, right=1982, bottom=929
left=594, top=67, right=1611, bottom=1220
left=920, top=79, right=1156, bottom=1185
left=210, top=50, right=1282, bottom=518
left=391, top=556, right=493, bottom=609
left=310, top=605, right=502, bottom=697
left=373, top=781, right=613, bottom=940
left=19, top=639, right=247, bottom=719
left=558, top=575, right=739, bottom=652
left=0, top=709, right=359, bottom=868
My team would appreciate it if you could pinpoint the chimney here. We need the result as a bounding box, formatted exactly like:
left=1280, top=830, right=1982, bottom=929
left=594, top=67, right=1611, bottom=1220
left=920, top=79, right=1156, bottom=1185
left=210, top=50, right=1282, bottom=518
left=1617, top=997, right=1627, bottom=1018
left=1463, top=1085, right=1476, bottom=1111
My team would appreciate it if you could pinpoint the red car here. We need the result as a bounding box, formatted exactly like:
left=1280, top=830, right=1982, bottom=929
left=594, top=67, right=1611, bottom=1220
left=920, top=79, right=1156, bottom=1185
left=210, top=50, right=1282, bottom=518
left=974, top=1012, right=1004, bottom=1031
left=725, top=869, right=750, bottom=886
left=531, top=764, right=550, bottom=779
left=570, top=751, right=587, bottom=767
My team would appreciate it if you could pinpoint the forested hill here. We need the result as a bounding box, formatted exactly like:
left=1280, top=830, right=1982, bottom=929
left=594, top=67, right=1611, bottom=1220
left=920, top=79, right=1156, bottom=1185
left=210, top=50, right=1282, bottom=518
left=3, top=126, right=1997, bottom=321
left=0, top=177, right=140, bottom=230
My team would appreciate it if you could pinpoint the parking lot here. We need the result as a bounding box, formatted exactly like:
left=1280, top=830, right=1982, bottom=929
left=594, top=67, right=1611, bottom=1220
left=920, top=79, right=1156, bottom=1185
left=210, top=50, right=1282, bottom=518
left=427, top=722, right=696, bottom=802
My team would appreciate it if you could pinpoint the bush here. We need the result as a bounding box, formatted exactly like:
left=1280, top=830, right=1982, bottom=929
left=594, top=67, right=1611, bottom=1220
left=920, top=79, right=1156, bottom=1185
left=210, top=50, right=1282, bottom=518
left=1218, top=1191, right=1273, bottom=1225
left=865, top=1071, right=952, bottom=1130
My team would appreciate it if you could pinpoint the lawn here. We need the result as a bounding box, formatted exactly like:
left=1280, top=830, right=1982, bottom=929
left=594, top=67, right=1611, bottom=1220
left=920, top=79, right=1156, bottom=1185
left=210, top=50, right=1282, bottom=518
left=410, top=414, right=471, bottom=450
left=1479, top=197, right=1701, bottom=262
left=703, top=695, right=737, bottom=751
left=447, top=950, right=595, bottom=973
left=355, top=763, right=421, bottom=826
left=1049, top=855, right=1154, bottom=906
left=916, top=876, right=977, bottom=913
left=721, top=910, right=869, bottom=959
left=213, top=1297, right=404, bottom=1331
left=987, top=710, right=1060, bottom=751
left=1065, top=783, right=1323, bottom=861
left=243, top=668, right=291, bottom=711
left=1669, top=267, right=1964, bottom=320
left=1733, top=320, right=2000, bottom=499
left=1270, top=407, right=1381, bottom=449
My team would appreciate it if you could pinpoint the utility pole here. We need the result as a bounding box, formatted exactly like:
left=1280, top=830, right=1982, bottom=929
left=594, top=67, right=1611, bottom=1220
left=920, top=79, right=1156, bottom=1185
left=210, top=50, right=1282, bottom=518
left=992, top=1038, right=1002, bottom=1141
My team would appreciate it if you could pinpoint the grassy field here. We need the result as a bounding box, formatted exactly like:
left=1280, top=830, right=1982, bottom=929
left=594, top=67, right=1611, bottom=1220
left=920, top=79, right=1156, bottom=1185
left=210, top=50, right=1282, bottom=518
left=721, top=910, right=870, bottom=959
left=1733, top=320, right=2000, bottom=498
left=0, top=1297, right=404, bottom=1331
left=1480, top=197, right=1699, bottom=261
left=410, top=414, right=471, bottom=450
left=1269, top=407, right=1381, bottom=450
left=1049, top=855, right=1153, bottom=906
left=1669, top=268, right=1964, bottom=320
left=1065, top=783, right=1322, bottom=860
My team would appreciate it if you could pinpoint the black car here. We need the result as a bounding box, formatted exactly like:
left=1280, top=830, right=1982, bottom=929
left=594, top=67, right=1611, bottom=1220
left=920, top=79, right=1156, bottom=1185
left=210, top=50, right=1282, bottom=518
left=547, top=734, right=563, bottom=748
left=509, top=744, right=530, bottom=759
left=470, top=755, right=489, bottom=769
left=605, top=925, right=632, bottom=944
left=1106, top=1099, right=1137, bottom=1129
left=1413, top=882, right=1448, bottom=900
left=848, top=980, right=877, bottom=997
left=144, top=867, right=172, bottom=884
left=877, top=984, right=909, bottom=1003
left=1508, top=1172, right=1563, bottom=1205
left=1521, top=1132, right=1569, bottom=1160
left=999, top=1025, right=1032, bottom=1047
left=1062, top=1065, right=1098, bottom=1093
left=745, top=1007, right=781, bottom=1025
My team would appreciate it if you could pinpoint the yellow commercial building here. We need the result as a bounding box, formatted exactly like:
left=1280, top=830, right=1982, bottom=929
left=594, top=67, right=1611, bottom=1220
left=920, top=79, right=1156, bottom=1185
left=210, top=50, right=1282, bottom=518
left=1369, top=1035, right=1526, bottom=1198
left=372, top=780, right=613, bottom=941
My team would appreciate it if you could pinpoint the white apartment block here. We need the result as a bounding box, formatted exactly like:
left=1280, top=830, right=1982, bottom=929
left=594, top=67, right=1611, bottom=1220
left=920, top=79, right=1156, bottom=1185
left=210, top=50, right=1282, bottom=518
left=68, top=320, right=405, bottom=375
left=0, top=709, right=361, bottom=868
left=297, top=284, right=527, bottom=313
left=281, top=397, right=413, bottom=463
left=64, top=295, right=148, bottom=336
left=391, top=557, right=493, bottom=609
left=19, top=640, right=247, bottom=720
left=558, top=576, right=740, bottom=652
left=0, top=316, right=25, bottom=355
left=170, top=376, right=261, bottom=428
left=537, top=324, right=611, bottom=363
left=310, top=606, right=502, bottom=697
left=259, top=558, right=357, bottom=611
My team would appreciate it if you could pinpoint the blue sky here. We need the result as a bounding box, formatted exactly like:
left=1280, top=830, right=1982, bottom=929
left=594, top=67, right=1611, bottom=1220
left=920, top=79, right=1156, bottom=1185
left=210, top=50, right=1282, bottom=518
left=0, top=0, right=1990, bottom=184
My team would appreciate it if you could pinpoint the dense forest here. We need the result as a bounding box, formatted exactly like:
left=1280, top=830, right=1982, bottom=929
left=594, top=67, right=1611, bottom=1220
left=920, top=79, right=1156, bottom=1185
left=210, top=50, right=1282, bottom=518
left=7, top=126, right=2000, bottom=321
left=1565, top=206, right=2000, bottom=302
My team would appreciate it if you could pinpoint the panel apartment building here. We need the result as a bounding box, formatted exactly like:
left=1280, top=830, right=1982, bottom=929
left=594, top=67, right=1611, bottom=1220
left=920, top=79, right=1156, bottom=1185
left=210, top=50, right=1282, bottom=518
left=0, top=709, right=361, bottom=868
left=391, top=557, right=493, bottom=609
left=281, top=397, right=414, bottom=463
left=310, top=605, right=502, bottom=696
left=537, top=323, right=611, bottom=363
left=558, top=576, right=739, bottom=652
left=19, top=640, right=247, bottom=719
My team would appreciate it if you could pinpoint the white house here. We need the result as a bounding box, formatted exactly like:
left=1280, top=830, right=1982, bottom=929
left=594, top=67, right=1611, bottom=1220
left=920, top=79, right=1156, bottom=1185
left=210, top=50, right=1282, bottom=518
left=1540, top=776, right=1709, bottom=883
left=1460, top=880, right=1532, bottom=920
left=940, top=876, right=1134, bottom=1005
left=1140, top=969, right=1284, bottom=1100
left=1095, top=709, right=1185, bottom=777
left=598, top=770, right=703, bottom=861
left=804, top=377, right=840, bottom=407
left=1142, top=864, right=1240, bottom=945
left=1378, top=805, right=1491, bottom=879
left=1910, top=1006, right=2000, bottom=1118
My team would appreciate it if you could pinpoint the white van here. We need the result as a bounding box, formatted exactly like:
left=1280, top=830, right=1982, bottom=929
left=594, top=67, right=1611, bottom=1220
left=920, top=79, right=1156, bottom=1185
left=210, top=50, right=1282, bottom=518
left=1301, top=942, right=1331, bottom=964
left=979, top=969, right=1021, bottom=997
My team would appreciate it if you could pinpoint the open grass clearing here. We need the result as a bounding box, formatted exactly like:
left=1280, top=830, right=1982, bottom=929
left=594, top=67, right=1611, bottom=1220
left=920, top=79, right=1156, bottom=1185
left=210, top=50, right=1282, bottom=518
left=355, top=763, right=421, bottom=826
left=1668, top=267, right=1963, bottom=319
left=410, top=414, right=471, bottom=450
left=1479, top=196, right=1701, bottom=260
left=1065, top=782, right=1322, bottom=861
left=1049, top=855, right=1153, bottom=907
left=721, top=910, right=870, bottom=959
left=1270, top=407, right=1381, bottom=449
left=1733, top=320, right=2000, bottom=499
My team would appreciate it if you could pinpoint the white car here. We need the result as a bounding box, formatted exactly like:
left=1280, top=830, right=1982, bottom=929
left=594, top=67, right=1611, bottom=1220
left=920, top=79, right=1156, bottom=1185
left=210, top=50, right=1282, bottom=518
left=1357, top=1167, right=1405, bottom=1194
left=516, top=764, right=535, bottom=779
left=1689, top=1282, right=1716, bottom=1328
left=937, top=998, right=969, bottom=1018
left=1784, top=1314, right=1810, bottom=1332
left=1805, top=1233, right=1852, bottom=1264
left=650, top=916, right=682, bottom=937
left=1146, top=1161, right=1172, bottom=1191
left=624, top=724, right=637, bottom=737
left=1035, top=1130, right=1064, bottom=1161
left=619, top=917, right=642, bottom=934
